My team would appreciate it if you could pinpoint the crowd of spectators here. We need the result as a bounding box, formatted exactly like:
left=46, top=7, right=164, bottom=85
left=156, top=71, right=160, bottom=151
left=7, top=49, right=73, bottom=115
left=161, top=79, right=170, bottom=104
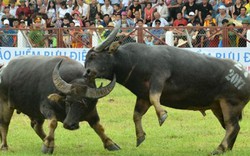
left=0, top=0, right=249, bottom=47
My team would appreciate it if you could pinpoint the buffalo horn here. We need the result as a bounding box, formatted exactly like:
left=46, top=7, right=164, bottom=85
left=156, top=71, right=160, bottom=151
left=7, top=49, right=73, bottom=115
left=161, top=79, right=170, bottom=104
left=94, top=22, right=120, bottom=52
left=53, top=60, right=116, bottom=98
left=52, top=60, right=73, bottom=94
left=82, top=75, right=116, bottom=99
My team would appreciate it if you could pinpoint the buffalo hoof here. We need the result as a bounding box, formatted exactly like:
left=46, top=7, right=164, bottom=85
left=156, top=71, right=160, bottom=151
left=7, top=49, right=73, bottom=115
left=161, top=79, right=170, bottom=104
left=41, top=144, right=54, bottom=154
left=0, top=146, right=8, bottom=151
left=136, top=135, right=145, bottom=147
left=210, top=149, right=224, bottom=155
left=159, top=111, right=168, bottom=126
left=106, top=143, right=121, bottom=151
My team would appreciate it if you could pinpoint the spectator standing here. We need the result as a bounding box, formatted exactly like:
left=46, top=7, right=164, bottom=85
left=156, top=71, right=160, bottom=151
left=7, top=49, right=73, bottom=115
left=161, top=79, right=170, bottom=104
left=144, top=2, right=154, bottom=26
left=198, top=0, right=213, bottom=25
left=9, top=0, right=18, bottom=18
left=16, top=0, right=31, bottom=19
left=128, top=0, right=142, bottom=19
left=47, top=0, right=57, bottom=27
left=182, top=0, right=198, bottom=21
left=0, top=19, right=17, bottom=47
left=216, top=5, right=231, bottom=26
left=101, top=0, right=114, bottom=16
left=173, top=11, right=188, bottom=26
left=153, top=0, right=169, bottom=19
left=152, top=11, right=169, bottom=26
left=88, top=0, right=100, bottom=22
left=232, top=0, right=243, bottom=17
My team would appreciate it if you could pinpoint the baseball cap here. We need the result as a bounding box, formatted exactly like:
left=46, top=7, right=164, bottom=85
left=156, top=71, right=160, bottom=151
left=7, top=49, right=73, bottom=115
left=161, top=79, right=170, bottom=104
left=218, top=5, right=226, bottom=10
left=189, top=12, right=195, bottom=16
left=3, top=19, right=9, bottom=25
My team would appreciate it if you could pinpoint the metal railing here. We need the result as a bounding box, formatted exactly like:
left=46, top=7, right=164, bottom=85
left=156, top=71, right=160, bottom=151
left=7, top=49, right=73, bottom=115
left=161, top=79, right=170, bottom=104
left=0, top=26, right=249, bottom=48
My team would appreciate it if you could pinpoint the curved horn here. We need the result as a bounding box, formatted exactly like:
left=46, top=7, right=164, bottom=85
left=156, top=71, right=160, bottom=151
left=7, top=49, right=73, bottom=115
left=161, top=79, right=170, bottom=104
left=81, top=75, right=116, bottom=99
left=52, top=60, right=72, bottom=94
left=94, top=22, right=121, bottom=52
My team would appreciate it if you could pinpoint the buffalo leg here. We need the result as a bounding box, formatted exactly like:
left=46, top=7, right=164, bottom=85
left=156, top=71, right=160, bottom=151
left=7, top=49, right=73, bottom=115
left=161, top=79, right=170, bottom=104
left=41, top=116, right=57, bottom=154
left=211, top=99, right=244, bottom=155
left=149, top=74, right=169, bottom=126
left=88, top=109, right=120, bottom=151
left=0, top=101, right=14, bottom=150
left=134, top=98, right=151, bottom=147
left=30, top=118, right=46, bottom=140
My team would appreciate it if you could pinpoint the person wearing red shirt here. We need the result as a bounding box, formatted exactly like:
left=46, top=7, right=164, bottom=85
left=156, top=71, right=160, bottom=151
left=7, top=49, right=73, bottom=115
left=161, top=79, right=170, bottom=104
left=173, top=12, right=188, bottom=26
left=16, top=0, right=31, bottom=19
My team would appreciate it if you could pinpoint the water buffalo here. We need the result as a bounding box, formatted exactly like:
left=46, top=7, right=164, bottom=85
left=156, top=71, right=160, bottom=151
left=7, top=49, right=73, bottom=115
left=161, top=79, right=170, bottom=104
left=84, top=25, right=250, bottom=154
left=0, top=56, right=120, bottom=154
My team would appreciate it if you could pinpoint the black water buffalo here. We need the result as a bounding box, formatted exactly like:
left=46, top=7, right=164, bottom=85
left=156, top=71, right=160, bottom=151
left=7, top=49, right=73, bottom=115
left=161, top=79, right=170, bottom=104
left=84, top=25, right=250, bottom=154
left=0, top=56, right=120, bottom=154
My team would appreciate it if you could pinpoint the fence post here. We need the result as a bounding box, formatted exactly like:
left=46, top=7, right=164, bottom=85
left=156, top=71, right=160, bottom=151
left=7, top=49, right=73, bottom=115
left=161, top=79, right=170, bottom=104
left=165, top=31, right=174, bottom=46
left=137, top=27, right=143, bottom=43
left=222, top=27, right=229, bottom=47
left=17, top=30, right=28, bottom=48
left=247, top=30, right=250, bottom=47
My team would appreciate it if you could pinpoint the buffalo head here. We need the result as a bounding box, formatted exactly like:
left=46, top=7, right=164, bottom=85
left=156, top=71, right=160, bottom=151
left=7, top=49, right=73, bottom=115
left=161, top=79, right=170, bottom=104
left=49, top=60, right=116, bottom=130
left=84, top=23, right=120, bottom=80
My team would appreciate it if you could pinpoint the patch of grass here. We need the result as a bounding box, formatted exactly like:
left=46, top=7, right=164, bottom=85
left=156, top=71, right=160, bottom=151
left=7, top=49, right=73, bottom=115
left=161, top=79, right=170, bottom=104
left=2, top=81, right=250, bottom=155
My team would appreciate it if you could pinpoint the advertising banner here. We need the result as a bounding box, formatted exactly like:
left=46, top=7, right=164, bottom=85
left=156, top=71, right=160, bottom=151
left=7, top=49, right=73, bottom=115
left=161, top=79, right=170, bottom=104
left=0, top=47, right=250, bottom=71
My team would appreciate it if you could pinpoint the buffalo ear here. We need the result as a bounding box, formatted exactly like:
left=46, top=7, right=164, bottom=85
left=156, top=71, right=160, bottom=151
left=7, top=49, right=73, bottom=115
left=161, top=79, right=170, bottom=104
left=48, top=93, right=65, bottom=103
left=108, top=41, right=121, bottom=54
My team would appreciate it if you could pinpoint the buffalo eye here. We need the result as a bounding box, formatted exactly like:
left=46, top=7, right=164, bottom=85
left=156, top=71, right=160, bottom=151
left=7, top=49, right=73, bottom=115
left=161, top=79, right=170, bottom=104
left=89, top=52, right=96, bottom=60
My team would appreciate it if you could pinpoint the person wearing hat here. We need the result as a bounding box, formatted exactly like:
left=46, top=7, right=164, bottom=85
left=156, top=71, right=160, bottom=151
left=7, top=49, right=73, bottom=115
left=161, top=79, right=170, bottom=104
left=215, top=5, right=231, bottom=26
left=16, top=0, right=31, bottom=18
left=1, top=19, right=17, bottom=47
left=28, top=16, right=47, bottom=47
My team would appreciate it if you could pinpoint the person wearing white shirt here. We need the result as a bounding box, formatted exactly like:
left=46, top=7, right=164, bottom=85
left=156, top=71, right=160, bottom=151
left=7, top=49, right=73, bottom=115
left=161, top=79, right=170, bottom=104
left=101, top=0, right=114, bottom=16
left=152, top=11, right=169, bottom=27
left=77, top=0, right=89, bottom=20
left=153, top=0, right=169, bottom=19
left=57, top=1, right=70, bottom=19
left=9, top=0, right=18, bottom=18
